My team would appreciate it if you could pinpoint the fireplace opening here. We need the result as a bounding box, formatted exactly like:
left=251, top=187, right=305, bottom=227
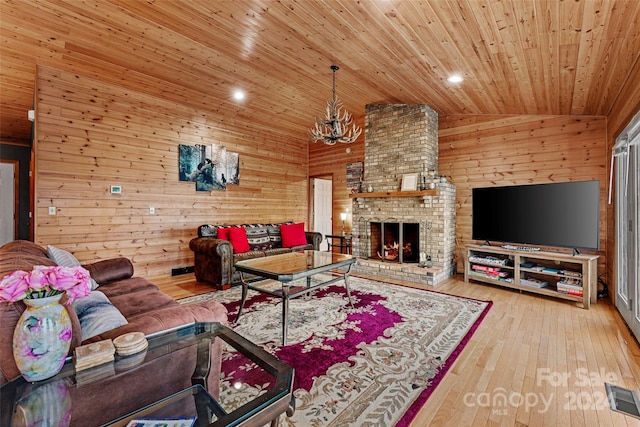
left=370, top=222, right=419, bottom=263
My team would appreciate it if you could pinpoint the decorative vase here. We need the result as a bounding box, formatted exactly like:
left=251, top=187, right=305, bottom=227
left=13, top=294, right=73, bottom=382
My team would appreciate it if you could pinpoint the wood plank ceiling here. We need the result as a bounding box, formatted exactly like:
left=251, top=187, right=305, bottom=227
left=1, top=0, right=639, bottom=144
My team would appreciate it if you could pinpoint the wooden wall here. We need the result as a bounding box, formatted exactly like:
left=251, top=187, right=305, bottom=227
left=34, top=65, right=309, bottom=278
left=438, top=115, right=608, bottom=276
left=32, top=58, right=626, bottom=291
left=308, top=126, right=365, bottom=235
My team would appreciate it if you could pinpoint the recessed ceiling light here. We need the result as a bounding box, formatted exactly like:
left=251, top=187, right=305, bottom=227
left=447, top=74, right=464, bottom=83
left=232, top=89, right=246, bottom=101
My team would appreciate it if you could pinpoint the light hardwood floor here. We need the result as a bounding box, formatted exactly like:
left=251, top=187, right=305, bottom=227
left=152, top=273, right=640, bottom=426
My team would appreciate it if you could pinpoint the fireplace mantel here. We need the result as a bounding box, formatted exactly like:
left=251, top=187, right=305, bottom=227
left=349, top=189, right=437, bottom=199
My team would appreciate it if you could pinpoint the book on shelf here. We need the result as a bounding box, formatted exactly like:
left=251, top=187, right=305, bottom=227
left=472, top=264, right=501, bottom=273
left=521, top=277, right=548, bottom=288
left=557, top=281, right=583, bottom=296
left=468, top=255, right=508, bottom=266
left=520, top=262, right=536, bottom=268
left=491, top=271, right=510, bottom=277
left=558, top=278, right=583, bottom=287
left=557, top=288, right=583, bottom=297
left=561, top=270, right=583, bottom=278
left=470, top=271, right=512, bottom=281
left=557, top=282, right=582, bottom=290
left=471, top=265, right=509, bottom=277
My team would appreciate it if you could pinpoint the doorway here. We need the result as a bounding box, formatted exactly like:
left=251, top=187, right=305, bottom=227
left=0, top=160, right=18, bottom=245
left=614, top=111, right=640, bottom=341
left=311, top=177, right=332, bottom=251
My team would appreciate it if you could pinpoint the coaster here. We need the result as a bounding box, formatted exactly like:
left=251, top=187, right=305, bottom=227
left=113, top=332, right=148, bottom=356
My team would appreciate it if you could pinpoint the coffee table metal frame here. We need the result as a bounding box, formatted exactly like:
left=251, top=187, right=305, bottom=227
left=234, top=250, right=356, bottom=346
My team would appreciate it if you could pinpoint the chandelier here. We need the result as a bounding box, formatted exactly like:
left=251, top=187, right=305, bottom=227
left=309, top=65, right=362, bottom=145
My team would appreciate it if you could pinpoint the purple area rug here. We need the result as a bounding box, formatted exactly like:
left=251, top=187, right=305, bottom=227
left=180, top=275, right=492, bottom=426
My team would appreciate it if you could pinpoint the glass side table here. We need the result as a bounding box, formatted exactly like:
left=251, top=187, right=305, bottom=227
left=1, top=322, right=294, bottom=427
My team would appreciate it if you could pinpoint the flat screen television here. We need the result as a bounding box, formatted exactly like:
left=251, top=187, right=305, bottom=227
left=472, top=180, right=600, bottom=251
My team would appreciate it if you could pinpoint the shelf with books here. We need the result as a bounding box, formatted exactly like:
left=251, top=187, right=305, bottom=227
left=468, top=270, right=514, bottom=284
left=465, top=244, right=598, bottom=309
left=469, top=263, right=513, bottom=283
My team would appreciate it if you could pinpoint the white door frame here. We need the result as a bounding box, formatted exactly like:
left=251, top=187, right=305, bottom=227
left=614, top=111, right=640, bottom=341
left=0, top=160, right=18, bottom=245
left=311, top=177, right=333, bottom=251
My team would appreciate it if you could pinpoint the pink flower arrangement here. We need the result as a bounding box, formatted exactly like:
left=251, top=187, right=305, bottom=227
left=0, top=265, right=92, bottom=304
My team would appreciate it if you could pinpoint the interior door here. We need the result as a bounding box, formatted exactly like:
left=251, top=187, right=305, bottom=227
left=0, top=161, right=17, bottom=245
left=313, top=178, right=333, bottom=251
left=614, top=112, right=640, bottom=341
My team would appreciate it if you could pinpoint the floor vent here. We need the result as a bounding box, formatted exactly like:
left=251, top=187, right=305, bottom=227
left=606, top=383, right=640, bottom=419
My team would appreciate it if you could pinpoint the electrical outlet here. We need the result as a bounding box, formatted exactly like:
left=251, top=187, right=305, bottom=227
left=149, top=207, right=155, bottom=214
left=48, top=207, right=56, bottom=216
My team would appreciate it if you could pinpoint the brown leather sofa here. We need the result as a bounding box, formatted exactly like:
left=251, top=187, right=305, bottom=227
left=0, top=240, right=228, bottom=391
left=189, top=222, right=322, bottom=289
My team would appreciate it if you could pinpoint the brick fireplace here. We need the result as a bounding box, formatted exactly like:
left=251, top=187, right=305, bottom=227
left=351, top=104, right=456, bottom=286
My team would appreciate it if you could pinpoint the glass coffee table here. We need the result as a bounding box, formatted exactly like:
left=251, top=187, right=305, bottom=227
left=234, top=250, right=356, bottom=346
left=1, top=322, right=294, bottom=427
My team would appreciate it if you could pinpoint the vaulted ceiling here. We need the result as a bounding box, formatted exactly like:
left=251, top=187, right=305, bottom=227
left=1, top=0, right=639, bottom=144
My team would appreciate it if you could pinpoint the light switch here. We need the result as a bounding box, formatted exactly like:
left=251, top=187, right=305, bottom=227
left=149, top=207, right=155, bottom=214
left=48, top=207, right=56, bottom=215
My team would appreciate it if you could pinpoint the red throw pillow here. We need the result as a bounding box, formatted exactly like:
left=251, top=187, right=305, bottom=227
left=228, top=227, right=250, bottom=253
left=217, top=227, right=230, bottom=241
left=280, top=222, right=308, bottom=248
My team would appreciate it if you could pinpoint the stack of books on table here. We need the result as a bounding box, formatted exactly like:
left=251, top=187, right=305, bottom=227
left=557, top=278, right=583, bottom=296
left=520, top=277, right=548, bottom=288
